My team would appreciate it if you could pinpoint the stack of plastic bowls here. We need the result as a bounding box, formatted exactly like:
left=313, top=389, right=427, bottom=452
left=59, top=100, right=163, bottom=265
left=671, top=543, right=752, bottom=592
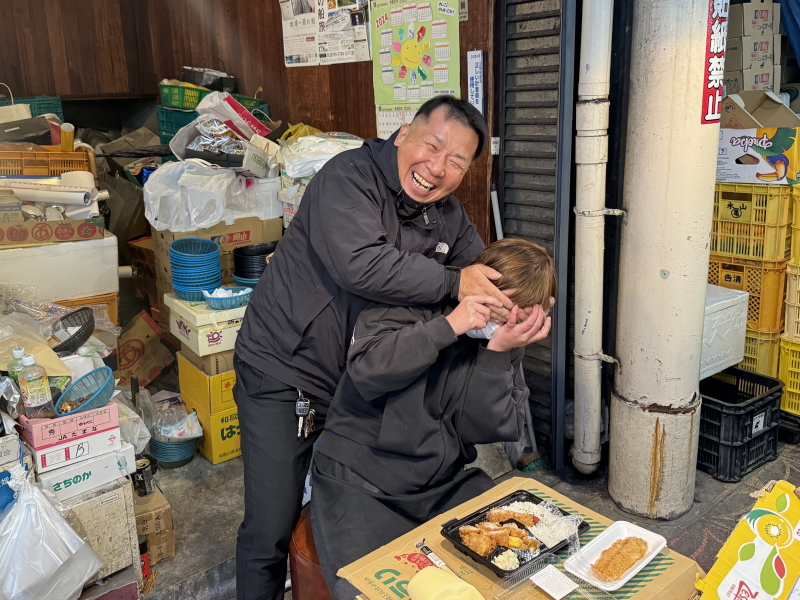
left=170, top=238, right=222, bottom=302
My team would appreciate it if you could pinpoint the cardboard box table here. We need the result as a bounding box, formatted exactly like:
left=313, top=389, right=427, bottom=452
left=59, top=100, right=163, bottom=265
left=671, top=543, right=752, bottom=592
left=165, top=293, right=245, bottom=356
left=133, top=486, right=176, bottom=566
left=339, top=477, right=702, bottom=600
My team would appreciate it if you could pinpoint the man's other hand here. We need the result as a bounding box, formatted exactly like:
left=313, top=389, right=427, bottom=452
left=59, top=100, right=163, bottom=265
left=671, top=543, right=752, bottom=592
left=445, top=295, right=503, bottom=336
left=487, top=305, right=552, bottom=352
left=458, top=265, right=513, bottom=322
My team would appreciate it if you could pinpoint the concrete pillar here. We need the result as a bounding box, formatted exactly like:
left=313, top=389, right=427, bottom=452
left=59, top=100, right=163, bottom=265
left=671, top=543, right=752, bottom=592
left=607, top=0, right=719, bottom=519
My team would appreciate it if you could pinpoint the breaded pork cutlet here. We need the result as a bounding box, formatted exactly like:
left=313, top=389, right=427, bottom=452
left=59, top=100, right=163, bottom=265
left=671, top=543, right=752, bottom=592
left=486, top=507, right=540, bottom=527
left=459, top=528, right=497, bottom=557
left=591, top=537, right=648, bottom=582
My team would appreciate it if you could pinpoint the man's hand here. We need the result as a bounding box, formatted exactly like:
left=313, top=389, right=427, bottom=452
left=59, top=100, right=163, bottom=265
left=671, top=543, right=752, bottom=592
left=487, top=305, right=552, bottom=352
left=445, top=295, right=503, bottom=336
left=458, top=265, right=513, bottom=322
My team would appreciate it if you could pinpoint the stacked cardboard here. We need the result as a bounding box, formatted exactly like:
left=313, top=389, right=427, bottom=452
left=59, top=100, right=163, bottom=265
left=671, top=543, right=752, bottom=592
left=724, top=0, right=781, bottom=95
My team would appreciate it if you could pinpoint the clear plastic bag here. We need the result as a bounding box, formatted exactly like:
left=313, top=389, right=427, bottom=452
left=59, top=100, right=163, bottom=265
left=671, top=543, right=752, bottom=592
left=0, top=463, right=104, bottom=600
left=0, top=379, right=21, bottom=420
left=186, top=115, right=247, bottom=155
left=279, top=132, right=363, bottom=178
left=112, top=397, right=151, bottom=454
left=141, top=391, right=203, bottom=442
left=143, top=160, right=234, bottom=232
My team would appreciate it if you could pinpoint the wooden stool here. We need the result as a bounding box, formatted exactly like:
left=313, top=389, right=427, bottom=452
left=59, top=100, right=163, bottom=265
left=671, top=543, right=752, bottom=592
left=289, top=504, right=333, bottom=600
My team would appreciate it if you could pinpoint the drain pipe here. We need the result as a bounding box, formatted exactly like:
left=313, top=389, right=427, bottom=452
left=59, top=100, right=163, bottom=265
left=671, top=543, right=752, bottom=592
left=570, top=0, right=616, bottom=475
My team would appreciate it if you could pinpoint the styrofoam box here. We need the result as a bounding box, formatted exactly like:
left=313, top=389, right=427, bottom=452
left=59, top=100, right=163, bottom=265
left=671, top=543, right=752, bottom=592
left=38, top=440, right=136, bottom=501
left=701, top=284, right=748, bottom=379
left=0, top=231, right=119, bottom=300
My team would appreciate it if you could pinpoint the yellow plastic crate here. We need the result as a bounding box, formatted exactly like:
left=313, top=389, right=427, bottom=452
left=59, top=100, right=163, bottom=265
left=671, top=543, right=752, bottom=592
left=711, top=183, right=792, bottom=262
left=738, top=328, right=781, bottom=377
left=708, top=254, right=787, bottom=332
left=778, top=336, right=800, bottom=416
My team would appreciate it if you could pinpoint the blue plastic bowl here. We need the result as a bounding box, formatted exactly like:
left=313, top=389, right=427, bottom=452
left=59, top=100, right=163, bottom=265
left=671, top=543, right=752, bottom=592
left=170, top=254, right=220, bottom=266
left=55, top=366, right=115, bottom=416
left=173, top=288, right=211, bottom=302
left=232, top=273, right=260, bottom=287
left=170, top=238, right=220, bottom=258
left=204, top=287, right=253, bottom=310
left=170, top=272, right=222, bottom=286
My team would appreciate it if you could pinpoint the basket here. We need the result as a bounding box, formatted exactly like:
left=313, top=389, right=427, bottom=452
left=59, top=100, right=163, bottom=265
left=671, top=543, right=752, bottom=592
left=711, top=183, right=792, bottom=262
left=230, top=93, right=260, bottom=109
left=156, top=105, right=198, bottom=144
left=0, top=149, right=93, bottom=177
left=779, top=411, right=800, bottom=444
left=170, top=238, right=220, bottom=260
left=158, top=84, right=212, bottom=110
left=778, top=337, right=800, bottom=416
left=51, top=307, right=95, bottom=353
left=697, top=367, right=782, bottom=482
left=172, top=281, right=222, bottom=302
left=0, top=95, right=64, bottom=120
left=54, top=366, right=115, bottom=416
left=739, top=329, right=781, bottom=377
left=233, top=273, right=260, bottom=287
left=708, top=254, right=786, bottom=331
left=148, top=436, right=197, bottom=469
left=204, top=287, right=253, bottom=310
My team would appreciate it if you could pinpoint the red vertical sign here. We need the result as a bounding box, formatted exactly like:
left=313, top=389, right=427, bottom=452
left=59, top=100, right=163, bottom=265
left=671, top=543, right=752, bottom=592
left=701, top=0, right=729, bottom=124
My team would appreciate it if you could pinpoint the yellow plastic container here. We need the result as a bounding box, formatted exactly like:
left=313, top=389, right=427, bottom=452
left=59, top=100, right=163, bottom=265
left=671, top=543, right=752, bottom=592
left=739, top=329, right=781, bottom=377
left=711, top=183, right=793, bottom=262
left=708, top=254, right=787, bottom=332
left=778, top=337, right=800, bottom=416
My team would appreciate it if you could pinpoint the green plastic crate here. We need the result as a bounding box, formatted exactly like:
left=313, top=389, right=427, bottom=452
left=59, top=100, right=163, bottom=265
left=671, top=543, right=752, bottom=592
left=230, top=93, right=260, bottom=109
left=158, top=84, right=212, bottom=110
left=0, top=95, right=64, bottom=120
left=157, top=105, right=199, bottom=144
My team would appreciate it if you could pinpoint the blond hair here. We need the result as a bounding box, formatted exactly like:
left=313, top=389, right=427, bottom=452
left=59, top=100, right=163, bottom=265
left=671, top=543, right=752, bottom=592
left=473, top=238, right=557, bottom=309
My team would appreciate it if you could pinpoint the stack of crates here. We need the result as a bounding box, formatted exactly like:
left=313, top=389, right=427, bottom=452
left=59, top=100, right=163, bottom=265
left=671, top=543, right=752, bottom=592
left=779, top=190, right=800, bottom=433
left=707, top=183, right=791, bottom=378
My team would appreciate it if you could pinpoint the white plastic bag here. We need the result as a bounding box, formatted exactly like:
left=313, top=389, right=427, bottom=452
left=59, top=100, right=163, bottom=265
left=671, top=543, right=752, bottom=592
left=143, top=160, right=234, bottom=232
left=0, top=464, right=103, bottom=600
left=112, top=397, right=151, bottom=454
left=195, top=92, right=269, bottom=140
left=280, top=132, right=363, bottom=178
left=225, top=175, right=282, bottom=222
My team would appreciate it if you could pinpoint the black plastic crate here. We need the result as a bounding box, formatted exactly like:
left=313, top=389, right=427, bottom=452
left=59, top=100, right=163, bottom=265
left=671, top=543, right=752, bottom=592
left=779, top=411, right=800, bottom=444
left=440, top=490, right=589, bottom=577
left=697, top=367, right=783, bottom=482
left=699, top=367, right=784, bottom=444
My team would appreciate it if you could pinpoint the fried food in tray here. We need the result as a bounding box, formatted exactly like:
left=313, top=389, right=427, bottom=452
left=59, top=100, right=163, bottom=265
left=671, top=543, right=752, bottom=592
left=487, top=507, right=541, bottom=527
left=458, top=521, right=541, bottom=558
left=459, top=529, right=497, bottom=557
left=590, top=536, right=648, bottom=582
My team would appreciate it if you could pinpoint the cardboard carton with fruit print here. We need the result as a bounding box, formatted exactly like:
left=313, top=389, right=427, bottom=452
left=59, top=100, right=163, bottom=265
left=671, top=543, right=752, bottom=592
left=697, top=480, right=800, bottom=600
left=717, top=128, right=800, bottom=185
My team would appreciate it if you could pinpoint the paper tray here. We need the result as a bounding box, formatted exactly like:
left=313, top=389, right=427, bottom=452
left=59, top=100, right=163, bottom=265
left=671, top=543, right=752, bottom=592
left=563, top=521, right=666, bottom=591
left=440, top=490, right=589, bottom=578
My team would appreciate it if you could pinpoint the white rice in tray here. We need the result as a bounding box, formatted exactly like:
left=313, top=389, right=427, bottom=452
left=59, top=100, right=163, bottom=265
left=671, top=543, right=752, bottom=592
left=505, top=501, right=580, bottom=548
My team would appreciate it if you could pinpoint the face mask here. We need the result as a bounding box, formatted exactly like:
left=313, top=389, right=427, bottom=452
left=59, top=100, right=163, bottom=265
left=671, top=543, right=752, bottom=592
left=466, top=321, right=500, bottom=340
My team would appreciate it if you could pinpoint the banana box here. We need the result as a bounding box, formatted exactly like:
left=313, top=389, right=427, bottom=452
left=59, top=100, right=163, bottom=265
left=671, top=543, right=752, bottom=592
left=718, top=128, right=800, bottom=185
left=697, top=480, right=800, bottom=600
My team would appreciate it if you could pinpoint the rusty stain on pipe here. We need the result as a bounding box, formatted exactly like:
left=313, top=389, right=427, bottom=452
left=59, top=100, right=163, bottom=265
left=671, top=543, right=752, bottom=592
left=647, top=418, right=666, bottom=516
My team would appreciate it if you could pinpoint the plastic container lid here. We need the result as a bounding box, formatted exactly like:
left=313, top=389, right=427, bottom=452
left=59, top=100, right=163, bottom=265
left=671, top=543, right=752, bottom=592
left=21, top=355, right=35, bottom=366
left=12, top=347, right=24, bottom=358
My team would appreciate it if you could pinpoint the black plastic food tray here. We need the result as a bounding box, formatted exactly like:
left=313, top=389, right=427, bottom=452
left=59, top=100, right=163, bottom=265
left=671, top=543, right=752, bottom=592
left=440, top=490, right=589, bottom=578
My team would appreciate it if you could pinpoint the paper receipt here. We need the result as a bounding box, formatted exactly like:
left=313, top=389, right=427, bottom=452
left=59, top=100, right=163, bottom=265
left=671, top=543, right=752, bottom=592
left=530, top=565, right=579, bottom=600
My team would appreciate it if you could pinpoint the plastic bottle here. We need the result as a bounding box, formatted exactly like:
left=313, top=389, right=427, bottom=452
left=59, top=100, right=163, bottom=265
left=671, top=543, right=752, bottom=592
left=7, top=346, right=25, bottom=384
left=18, top=354, right=56, bottom=419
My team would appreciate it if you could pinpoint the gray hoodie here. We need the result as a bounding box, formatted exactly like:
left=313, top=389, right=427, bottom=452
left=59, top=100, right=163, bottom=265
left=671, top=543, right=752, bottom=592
left=316, top=303, right=528, bottom=496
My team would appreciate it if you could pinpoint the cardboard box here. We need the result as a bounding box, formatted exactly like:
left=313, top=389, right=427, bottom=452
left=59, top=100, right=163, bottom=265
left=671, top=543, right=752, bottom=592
left=0, top=219, right=105, bottom=245
left=0, top=426, right=20, bottom=464
left=727, top=37, right=753, bottom=72
left=774, top=65, right=782, bottom=90
left=28, top=427, right=122, bottom=474
left=64, top=477, right=142, bottom=583
left=133, top=486, right=173, bottom=537
left=743, top=64, right=775, bottom=91
left=339, top=477, right=702, bottom=600
left=180, top=344, right=235, bottom=376
left=182, top=394, right=241, bottom=464
left=177, top=351, right=236, bottom=414
left=55, top=291, right=120, bottom=326
left=701, top=285, right=748, bottom=379
left=37, top=440, right=136, bottom=501
left=697, top=480, right=799, bottom=600
left=0, top=192, right=23, bottom=224
left=724, top=71, right=744, bottom=96
left=729, top=4, right=744, bottom=37
left=774, top=33, right=782, bottom=66
left=740, top=0, right=776, bottom=37
left=117, top=310, right=176, bottom=387
left=18, top=403, right=119, bottom=450
left=0, top=230, right=119, bottom=300
left=283, top=203, right=297, bottom=228
left=127, top=236, right=158, bottom=305
left=0, top=446, right=35, bottom=513
left=147, top=529, right=176, bottom=566
left=720, top=90, right=800, bottom=129
left=164, top=293, right=244, bottom=357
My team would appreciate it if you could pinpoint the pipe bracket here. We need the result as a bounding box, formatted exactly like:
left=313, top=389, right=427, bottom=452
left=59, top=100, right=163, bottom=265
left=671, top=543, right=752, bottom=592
left=574, top=351, right=619, bottom=368
left=573, top=207, right=628, bottom=224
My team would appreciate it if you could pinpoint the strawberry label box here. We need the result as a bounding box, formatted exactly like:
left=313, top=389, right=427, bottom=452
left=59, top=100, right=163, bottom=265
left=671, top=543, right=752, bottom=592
left=28, top=427, right=122, bottom=474
left=18, top=404, right=119, bottom=450
left=0, top=220, right=104, bottom=245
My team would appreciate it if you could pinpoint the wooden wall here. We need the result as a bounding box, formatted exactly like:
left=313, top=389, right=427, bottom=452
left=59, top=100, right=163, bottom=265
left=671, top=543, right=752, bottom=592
left=0, top=0, right=494, bottom=240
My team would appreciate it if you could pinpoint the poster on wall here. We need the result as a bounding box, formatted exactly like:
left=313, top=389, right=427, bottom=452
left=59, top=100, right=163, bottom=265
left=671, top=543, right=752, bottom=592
left=281, top=0, right=372, bottom=67
left=370, top=0, right=460, bottom=136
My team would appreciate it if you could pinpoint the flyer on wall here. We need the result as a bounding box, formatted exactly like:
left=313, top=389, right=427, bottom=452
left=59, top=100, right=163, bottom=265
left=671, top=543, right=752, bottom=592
left=281, top=0, right=372, bottom=66
left=370, top=0, right=460, bottom=137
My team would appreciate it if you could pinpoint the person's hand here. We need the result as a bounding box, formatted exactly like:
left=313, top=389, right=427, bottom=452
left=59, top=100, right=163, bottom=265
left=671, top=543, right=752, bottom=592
left=487, top=305, right=552, bottom=352
left=445, top=295, right=503, bottom=336
left=458, top=265, right=513, bottom=322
